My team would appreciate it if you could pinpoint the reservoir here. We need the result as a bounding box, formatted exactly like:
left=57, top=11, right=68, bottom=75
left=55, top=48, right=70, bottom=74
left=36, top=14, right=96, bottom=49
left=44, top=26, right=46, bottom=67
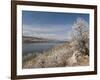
left=22, top=42, right=65, bottom=56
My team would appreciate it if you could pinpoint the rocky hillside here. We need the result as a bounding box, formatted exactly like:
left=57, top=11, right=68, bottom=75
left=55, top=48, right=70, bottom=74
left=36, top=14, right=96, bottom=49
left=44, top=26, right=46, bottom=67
left=22, top=42, right=89, bottom=68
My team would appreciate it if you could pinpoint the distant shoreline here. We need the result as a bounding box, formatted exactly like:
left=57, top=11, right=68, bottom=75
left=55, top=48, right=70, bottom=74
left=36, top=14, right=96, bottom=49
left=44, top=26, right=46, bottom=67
left=22, top=36, right=68, bottom=43
left=23, top=40, right=68, bottom=43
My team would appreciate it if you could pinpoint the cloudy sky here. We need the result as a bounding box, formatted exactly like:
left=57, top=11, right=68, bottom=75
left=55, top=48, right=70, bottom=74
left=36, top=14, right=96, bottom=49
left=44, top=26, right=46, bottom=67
left=22, top=11, right=89, bottom=41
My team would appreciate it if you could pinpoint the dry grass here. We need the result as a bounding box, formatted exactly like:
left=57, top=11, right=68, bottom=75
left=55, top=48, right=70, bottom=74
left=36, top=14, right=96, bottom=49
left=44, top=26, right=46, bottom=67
left=23, top=42, right=89, bottom=69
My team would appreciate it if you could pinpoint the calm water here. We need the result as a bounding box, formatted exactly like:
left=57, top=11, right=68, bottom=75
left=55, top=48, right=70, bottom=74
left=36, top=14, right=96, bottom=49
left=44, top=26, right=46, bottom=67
left=22, top=42, right=64, bottom=56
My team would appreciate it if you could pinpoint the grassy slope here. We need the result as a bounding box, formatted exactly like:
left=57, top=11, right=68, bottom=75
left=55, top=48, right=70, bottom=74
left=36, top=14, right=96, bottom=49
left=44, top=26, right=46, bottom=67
left=22, top=42, right=89, bottom=69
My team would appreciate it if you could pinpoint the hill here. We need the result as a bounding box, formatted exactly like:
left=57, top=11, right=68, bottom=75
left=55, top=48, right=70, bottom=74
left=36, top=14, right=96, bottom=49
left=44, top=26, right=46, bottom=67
left=22, top=36, right=66, bottom=43
left=22, top=41, right=89, bottom=68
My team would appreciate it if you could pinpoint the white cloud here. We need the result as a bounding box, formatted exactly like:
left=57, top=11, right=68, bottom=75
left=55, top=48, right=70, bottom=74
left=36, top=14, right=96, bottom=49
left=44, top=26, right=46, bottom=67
left=23, top=24, right=69, bottom=32
left=22, top=24, right=71, bottom=40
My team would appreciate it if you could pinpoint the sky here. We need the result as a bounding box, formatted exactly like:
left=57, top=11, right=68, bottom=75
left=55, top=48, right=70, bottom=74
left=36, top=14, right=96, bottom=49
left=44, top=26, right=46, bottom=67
left=22, top=11, right=89, bottom=41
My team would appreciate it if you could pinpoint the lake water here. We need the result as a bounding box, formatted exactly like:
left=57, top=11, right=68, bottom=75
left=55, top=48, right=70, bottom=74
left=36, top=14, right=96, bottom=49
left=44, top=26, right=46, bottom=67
left=22, top=42, right=65, bottom=56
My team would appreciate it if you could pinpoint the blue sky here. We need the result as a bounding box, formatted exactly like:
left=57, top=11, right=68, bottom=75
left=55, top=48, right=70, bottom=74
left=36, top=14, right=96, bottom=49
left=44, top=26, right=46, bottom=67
left=22, top=11, right=89, bottom=40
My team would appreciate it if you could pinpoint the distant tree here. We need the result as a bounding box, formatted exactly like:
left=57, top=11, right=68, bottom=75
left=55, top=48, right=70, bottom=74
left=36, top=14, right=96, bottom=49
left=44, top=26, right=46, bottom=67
left=71, top=18, right=89, bottom=55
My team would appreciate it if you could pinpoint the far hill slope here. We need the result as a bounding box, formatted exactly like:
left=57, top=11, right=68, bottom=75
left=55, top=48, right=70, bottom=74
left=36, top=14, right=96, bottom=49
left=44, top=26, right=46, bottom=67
left=23, top=36, right=67, bottom=43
